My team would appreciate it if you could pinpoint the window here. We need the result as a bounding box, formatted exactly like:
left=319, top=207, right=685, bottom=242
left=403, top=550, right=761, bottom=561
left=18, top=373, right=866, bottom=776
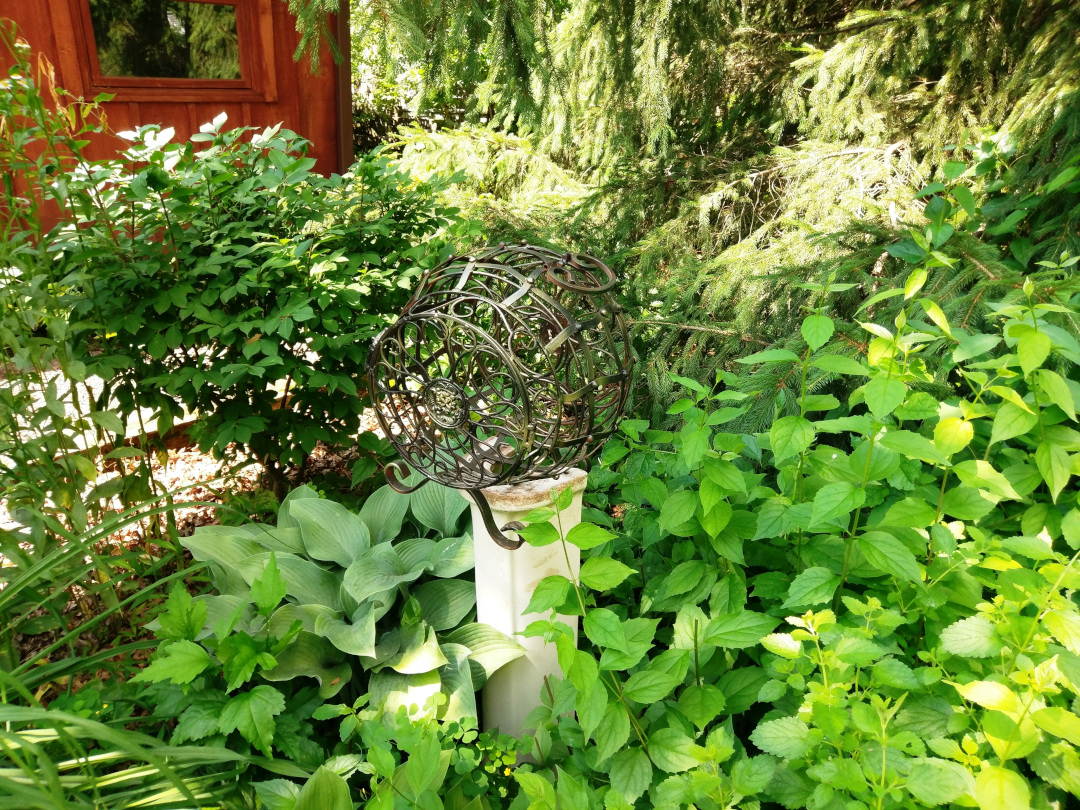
left=89, top=0, right=242, bottom=80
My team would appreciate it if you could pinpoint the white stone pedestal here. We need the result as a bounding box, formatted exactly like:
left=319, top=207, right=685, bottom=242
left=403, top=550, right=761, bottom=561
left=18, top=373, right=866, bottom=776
left=469, top=468, right=588, bottom=737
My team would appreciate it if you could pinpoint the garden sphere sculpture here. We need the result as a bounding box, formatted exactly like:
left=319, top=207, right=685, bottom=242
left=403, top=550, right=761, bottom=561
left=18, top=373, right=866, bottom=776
left=367, top=243, right=634, bottom=549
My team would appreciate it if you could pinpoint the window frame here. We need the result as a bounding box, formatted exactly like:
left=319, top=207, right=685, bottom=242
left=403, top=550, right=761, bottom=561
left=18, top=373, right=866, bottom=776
left=70, top=0, right=277, bottom=102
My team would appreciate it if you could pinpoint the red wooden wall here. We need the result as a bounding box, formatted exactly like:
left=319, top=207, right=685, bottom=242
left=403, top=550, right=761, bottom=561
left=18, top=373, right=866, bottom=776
left=0, top=0, right=351, bottom=174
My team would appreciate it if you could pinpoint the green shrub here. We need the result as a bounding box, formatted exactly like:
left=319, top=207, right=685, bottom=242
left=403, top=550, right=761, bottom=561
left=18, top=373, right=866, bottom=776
left=53, top=117, right=461, bottom=479
left=497, top=262, right=1080, bottom=808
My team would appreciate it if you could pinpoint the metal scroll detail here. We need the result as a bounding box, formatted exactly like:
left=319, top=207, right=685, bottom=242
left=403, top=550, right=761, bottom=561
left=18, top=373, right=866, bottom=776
left=367, top=243, right=634, bottom=549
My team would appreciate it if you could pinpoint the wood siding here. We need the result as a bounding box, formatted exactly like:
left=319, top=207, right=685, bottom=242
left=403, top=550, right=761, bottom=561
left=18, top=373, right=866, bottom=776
left=0, top=0, right=349, bottom=173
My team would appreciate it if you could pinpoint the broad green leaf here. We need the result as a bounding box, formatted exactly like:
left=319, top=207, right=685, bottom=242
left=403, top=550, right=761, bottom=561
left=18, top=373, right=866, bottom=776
left=940, top=615, right=1001, bottom=658
left=750, top=716, right=810, bottom=760
left=648, top=727, right=700, bottom=773
left=1038, top=369, right=1076, bottom=420
left=864, top=375, right=907, bottom=419
left=770, top=415, right=815, bottom=462
left=359, top=485, right=410, bottom=544
left=584, top=608, right=627, bottom=650
left=990, top=401, right=1038, bottom=444
left=934, top=417, right=973, bottom=456
left=251, top=552, right=287, bottom=614
left=411, top=579, right=476, bottom=631
left=812, top=355, right=870, bottom=376
left=801, top=315, right=834, bottom=350
left=954, top=681, right=1022, bottom=713
left=409, top=482, right=469, bottom=537
left=387, top=622, right=448, bottom=674
left=732, top=756, right=777, bottom=795
left=1036, top=441, right=1071, bottom=502
left=290, top=498, right=370, bottom=567
left=872, top=658, right=921, bottom=691
left=879, top=429, right=949, bottom=466
left=761, top=633, right=801, bottom=659
left=173, top=692, right=228, bottom=743
left=953, top=333, right=1000, bottom=362
left=565, top=522, right=617, bottom=550
left=811, top=482, right=865, bottom=529
left=658, top=490, right=699, bottom=536
left=974, top=766, right=1030, bottom=810
left=315, top=607, right=376, bottom=657
left=940, top=486, right=995, bottom=520
left=518, top=521, right=561, bottom=547
left=343, top=544, right=423, bottom=604
left=677, top=683, right=726, bottom=730
left=594, top=703, right=631, bottom=763
left=736, top=348, right=800, bottom=364
left=406, top=732, right=443, bottom=797
left=277, top=484, right=321, bottom=530
left=1018, top=330, right=1052, bottom=376
left=219, top=685, right=286, bottom=757
left=608, top=748, right=652, bottom=803
left=157, top=582, right=208, bottom=641
left=782, top=567, right=840, bottom=608
left=443, top=623, right=526, bottom=684
left=555, top=767, right=589, bottom=809
left=524, top=575, right=572, bottom=614
left=623, top=670, right=680, bottom=703
left=857, top=531, right=922, bottom=583
left=905, top=758, right=975, bottom=806
left=580, top=557, right=635, bottom=590
left=705, top=611, right=778, bottom=649
left=238, top=552, right=343, bottom=611
left=1032, top=707, right=1080, bottom=746
left=1043, top=610, right=1080, bottom=654
left=295, top=766, right=351, bottom=810
left=439, top=643, right=477, bottom=723
left=131, top=640, right=211, bottom=685
left=89, top=410, right=125, bottom=435
left=261, top=632, right=351, bottom=699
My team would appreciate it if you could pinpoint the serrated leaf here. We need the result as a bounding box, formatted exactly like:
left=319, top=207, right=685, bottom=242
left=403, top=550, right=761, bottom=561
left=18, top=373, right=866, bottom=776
left=648, top=727, right=700, bottom=773
left=251, top=552, right=287, bottom=614
left=131, top=640, right=211, bottom=685
left=750, top=716, right=810, bottom=759
left=608, top=748, right=652, bottom=803
left=974, top=766, right=1030, bottom=810
left=580, top=557, right=635, bottom=590
left=864, top=375, right=907, bottom=419
left=801, top=315, right=834, bottom=351
left=770, top=415, right=815, bottom=462
left=811, top=482, right=865, bottom=528
left=940, top=615, right=1001, bottom=658
left=905, top=758, right=975, bottom=806
left=705, top=611, right=778, bottom=648
left=858, top=531, right=922, bottom=583
left=219, top=685, right=286, bottom=757
left=782, top=567, right=840, bottom=608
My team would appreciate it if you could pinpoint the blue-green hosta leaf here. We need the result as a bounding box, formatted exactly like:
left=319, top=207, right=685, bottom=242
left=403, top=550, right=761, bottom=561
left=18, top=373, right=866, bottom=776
left=343, top=543, right=425, bottom=604
left=438, top=643, right=476, bottom=723
left=411, top=579, right=476, bottom=631
left=750, top=716, right=811, bottom=760
left=219, top=685, right=285, bottom=757
left=386, top=622, right=448, bottom=674
left=276, top=484, right=321, bottom=530
left=234, top=525, right=306, bottom=554
left=289, top=498, right=370, bottom=567
left=359, top=485, right=410, bottom=544
left=182, top=529, right=264, bottom=595
left=268, top=603, right=339, bottom=637
left=368, top=668, right=442, bottom=721
left=315, top=605, right=376, bottom=657
left=261, top=632, right=351, bottom=698
left=409, top=482, right=469, bottom=537
left=237, top=552, right=343, bottom=611
left=131, top=640, right=211, bottom=685
left=443, top=623, right=526, bottom=686
left=429, top=534, right=474, bottom=578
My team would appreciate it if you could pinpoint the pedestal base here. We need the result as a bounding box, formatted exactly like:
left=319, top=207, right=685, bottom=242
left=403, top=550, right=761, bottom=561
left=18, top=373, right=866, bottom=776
left=469, top=468, right=588, bottom=737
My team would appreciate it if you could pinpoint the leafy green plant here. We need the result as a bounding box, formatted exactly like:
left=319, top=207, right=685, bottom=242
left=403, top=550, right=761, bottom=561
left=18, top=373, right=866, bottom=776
left=171, top=482, right=524, bottom=726
left=53, top=117, right=461, bottom=483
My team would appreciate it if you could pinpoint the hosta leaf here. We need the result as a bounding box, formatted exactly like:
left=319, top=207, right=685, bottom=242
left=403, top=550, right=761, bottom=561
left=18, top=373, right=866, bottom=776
left=237, top=552, right=343, bottom=611
left=359, top=485, right=410, bottom=545
left=315, top=607, right=376, bottom=657
left=261, top=632, right=351, bottom=699
left=387, top=622, right=448, bottom=674
left=290, top=498, right=370, bottom=567
left=443, top=623, right=526, bottom=685
left=409, top=482, right=469, bottom=537
left=411, top=578, right=476, bottom=631
left=343, top=543, right=424, bottom=604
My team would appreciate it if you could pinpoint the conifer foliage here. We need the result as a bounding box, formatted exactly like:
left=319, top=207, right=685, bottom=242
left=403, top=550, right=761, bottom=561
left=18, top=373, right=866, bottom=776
left=296, top=0, right=1080, bottom=419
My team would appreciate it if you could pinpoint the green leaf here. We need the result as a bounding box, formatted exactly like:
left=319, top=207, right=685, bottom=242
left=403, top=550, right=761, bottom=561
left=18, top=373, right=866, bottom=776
left=648, top=727, right=700, bottom=773
left=290, top=498, right=370, bottom=567
left=173, top=692, right=229, bottom=743
left=736, top=348, right=801, bottom=364
left=296, top=766, right=352, bottom=810
left=411, top=579, right=476, bottom=631
left=974, top=766, right=1030, bottom=810
left=219, top=685, right=286, bottom=757
left=623, top=670, right=680, bottom=703
left=608, top=748, right=652, bottom=804
left=584, top=608, right=627, bottom=650
left=812, top=355, right=870, bottom=376
left=580, top=557, right=635, bottom=590
left=358, top=485, right=410, bottom=544
left=1036, top=441, right=1071, bottom=502
left=658, top=490, right=699, bottom=535
left=343, top=544, right=423, bottom=604
left=705, top=611, right=778, bottom=649
left=131, top=640, right=212, bottom=685
left=442, top=623, right=526, bottom=683
left=811, top=482, right=865, bottom=528
left=565, top=522, right=616, bottom=550
left=731, top=756, right=777, bottom=795
left=953, top=333, right=1000, bottom=362
left=90, top=410, right=125, bottom=436
left=782, top=567, right=840, bottom=608
left=801, top=315, right=834, bottom=350
left=905, top=758, right=975, bottom=806
left=407, top=732, right=443, bottom=797
left=553, top=484, right=574, bottom=512
left=595, top=703, right=631, bottom=763
left=934, top=417, right=973, bottom=456
left=556, top=767, right=590, bottom=809
left=940, top=486, right=996, bottom=520
left=939, top=615, right=1001, bottom=658
left=879, top=429, right=949, bottom=466
left=990, top=401, right=1038, bottom=444
left=251, top=552, right=287, bottom=614
left=409, top=482, right=468, bottom=536
left=677, top=684, right=726, bottom=730
left=1037, top=369, right=1076, bottom=420
left=1042, top=610, right=1080, bottom=654
left=387, top=622, right=448, bottom=674
left=857, top=531, right=922, bottom=583
left=750, top=716, right=810, bottom=760
left=1031, top=707, right=1080, bottom=746
left=872, top=658, right=921, bottom=691
left=518, top=521, right=561, bottom=547
left=157, top=582, right=208, bottom=641
left=237, top=552, right=343, bottom=611
left=863, top=375, right=907, bottom=419
left=770, top=415, right=815, bottom=462
left=1018, top=330, right=1052, bottom=376
left=524, top=575, right=572, bottom=614
left=315, top=610, right=376, bottom=657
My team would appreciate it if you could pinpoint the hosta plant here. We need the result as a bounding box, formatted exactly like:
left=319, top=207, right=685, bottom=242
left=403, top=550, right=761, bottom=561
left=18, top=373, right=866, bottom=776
left=173, top=482, right=524, bottom=723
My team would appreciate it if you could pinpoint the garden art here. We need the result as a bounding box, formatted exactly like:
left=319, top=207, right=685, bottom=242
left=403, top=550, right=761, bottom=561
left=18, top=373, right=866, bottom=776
left=5, top=6, right=1080, bottom=809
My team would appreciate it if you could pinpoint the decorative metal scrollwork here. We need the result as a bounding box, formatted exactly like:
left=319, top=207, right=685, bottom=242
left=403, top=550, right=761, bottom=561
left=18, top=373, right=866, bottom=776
left=367, top=243, right=634, bottom=548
